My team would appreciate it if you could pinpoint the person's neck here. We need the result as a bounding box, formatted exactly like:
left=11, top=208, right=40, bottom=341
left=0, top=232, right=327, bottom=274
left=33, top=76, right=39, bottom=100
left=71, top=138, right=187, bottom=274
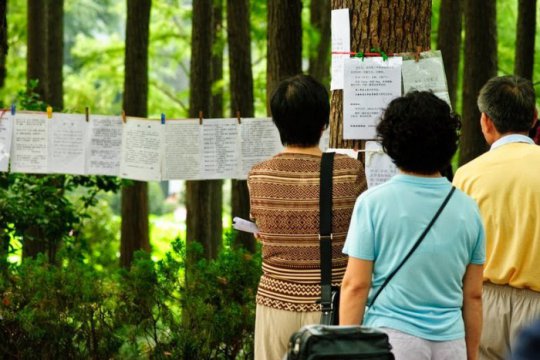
left=399, top=169, right=442, bottom=178
left=282, top=145, right=322, bottom=156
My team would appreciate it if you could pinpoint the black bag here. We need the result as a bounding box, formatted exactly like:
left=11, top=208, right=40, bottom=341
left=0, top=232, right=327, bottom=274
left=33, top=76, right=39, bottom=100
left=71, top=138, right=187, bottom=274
left=286, top=324, right=394, bottom=360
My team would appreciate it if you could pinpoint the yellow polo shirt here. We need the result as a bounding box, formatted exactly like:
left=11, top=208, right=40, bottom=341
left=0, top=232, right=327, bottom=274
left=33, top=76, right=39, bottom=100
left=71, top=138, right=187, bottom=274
left=453, top=141, right=540, bottom=291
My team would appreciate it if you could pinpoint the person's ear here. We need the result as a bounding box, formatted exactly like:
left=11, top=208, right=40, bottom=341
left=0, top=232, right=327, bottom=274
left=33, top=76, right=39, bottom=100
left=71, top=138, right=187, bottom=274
left=480, top=113, right=496, bottom=143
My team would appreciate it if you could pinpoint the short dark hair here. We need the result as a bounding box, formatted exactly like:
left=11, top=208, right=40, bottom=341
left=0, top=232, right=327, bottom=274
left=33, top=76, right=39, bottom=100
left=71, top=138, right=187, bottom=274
left=477, top=75, right=536, bottom=133
left=377, top=91, right=461, bottom=174
left=270, top=74, right=330, bottom=147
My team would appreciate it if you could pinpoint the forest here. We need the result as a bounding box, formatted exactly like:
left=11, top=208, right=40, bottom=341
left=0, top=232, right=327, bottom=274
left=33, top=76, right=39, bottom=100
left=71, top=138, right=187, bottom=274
left=0, top=0, right=539, bottom=358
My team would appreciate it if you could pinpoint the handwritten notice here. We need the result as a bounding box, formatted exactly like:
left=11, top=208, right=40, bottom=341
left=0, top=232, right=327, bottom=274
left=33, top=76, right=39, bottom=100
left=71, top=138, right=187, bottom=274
left=163, top=119, right=202, bottom=180
left=402, top=50, right=451, bottom=107
left=119, top=118, right=163, bottom=181
left=237, top=118, right=282, bottom=179
left=201, top=118, right=239, bottom=180
left=330, top=8, right=350, bottom=90
left=343, top=57, right=402, bottom=139
left=11, top=113, right=48, bottom=174
left=365, top=141, right=398, bottom=188
left=0, top=114, right=14, bottom=172
left=86, top=115, right=123, bottom=176
left=48, top=114, right=88, bottom=175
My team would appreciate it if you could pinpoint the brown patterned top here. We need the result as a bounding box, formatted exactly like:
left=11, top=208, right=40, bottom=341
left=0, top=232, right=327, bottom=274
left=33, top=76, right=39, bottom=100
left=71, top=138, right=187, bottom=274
left=247, top=153, right=367, bottom=312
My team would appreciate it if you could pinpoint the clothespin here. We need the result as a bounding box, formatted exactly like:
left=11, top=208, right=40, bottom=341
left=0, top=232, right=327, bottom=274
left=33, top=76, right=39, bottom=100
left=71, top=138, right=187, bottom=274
left=414, top=46, right=422, bottom=62
left=85, top=107, right=90, bottom=122
left=354, top=51, right=365, bottom=61
left=161, top=113, right=166, bottom=124
left=236, top=110, right=241, bottom=125
left=10, top=103, right=16, bottom=115
left=121, top=110, right=126, bottom=124
left=47, top=106, right=53, bottom=119
left=199, top=110, right=203, bottom=125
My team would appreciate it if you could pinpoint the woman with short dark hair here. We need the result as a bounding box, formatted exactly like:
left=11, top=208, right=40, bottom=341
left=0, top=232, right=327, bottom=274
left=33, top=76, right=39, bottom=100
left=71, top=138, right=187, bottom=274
left=340, top=91, right=485, bottom=360
left=248, top=74, right=367, bottom=360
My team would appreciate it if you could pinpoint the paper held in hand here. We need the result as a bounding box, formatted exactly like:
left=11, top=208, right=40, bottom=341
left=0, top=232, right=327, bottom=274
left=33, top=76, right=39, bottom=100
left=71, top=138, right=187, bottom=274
left=232, top=217, right=259, bottom=234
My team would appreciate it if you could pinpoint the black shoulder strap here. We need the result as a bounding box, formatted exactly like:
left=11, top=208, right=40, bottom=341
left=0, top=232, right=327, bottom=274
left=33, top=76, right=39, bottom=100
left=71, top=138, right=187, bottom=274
left=319, top=152, right=335, bottom=310
left=369, top=186, right=457, bottom=307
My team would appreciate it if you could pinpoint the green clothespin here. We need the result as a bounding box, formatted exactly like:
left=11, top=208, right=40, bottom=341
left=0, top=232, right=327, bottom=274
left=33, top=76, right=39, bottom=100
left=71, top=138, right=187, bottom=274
left=354, top=51, right=365, bottom=61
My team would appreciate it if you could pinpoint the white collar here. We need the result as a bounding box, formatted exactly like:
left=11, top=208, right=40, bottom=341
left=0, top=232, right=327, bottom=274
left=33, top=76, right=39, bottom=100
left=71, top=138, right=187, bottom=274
left=490, top=134, right=534, bottom=151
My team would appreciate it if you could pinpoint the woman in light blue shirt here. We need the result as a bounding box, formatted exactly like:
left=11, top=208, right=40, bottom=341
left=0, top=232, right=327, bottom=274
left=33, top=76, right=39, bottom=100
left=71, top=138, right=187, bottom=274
left=340, top=91, right=485, bottom=360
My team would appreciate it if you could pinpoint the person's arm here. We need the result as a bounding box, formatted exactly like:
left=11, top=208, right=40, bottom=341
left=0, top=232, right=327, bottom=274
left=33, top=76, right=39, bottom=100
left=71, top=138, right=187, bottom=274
left=339, top=257, right=373, bottom=325
left=462, top=264, right=483, bottom=360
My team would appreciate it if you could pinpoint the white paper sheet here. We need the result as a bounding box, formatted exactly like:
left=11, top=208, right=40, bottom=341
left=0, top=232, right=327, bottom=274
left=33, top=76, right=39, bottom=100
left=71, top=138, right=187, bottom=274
left=343, top=57, right=402, bottom=139
left=162, top=119, right=202, bottom=180
left=364, top=141, right=398, bottom=188
left=236, top=118, right=283, bottom=179
left=119, top=118, right=163, bottom=181
left=319, top=128, right=331, bottom=152
left=200, top=118, right=239, bottom=180
left=330, top=8, right=350, bottom=90
left=11, top=113, right=48, bottom=174
left=402, top=51, right=451, bottom=107
left=47, top=113, right=88, bottom=175
left=327, top=148, right=359, bottom=160
left=85, top=115, right=123, bottom=176
left=0, top=113, right=14, bottom=172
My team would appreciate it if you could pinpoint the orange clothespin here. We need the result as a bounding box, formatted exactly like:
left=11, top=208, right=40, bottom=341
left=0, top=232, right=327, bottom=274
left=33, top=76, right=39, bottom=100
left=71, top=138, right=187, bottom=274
left=236, top=110, right=241, bottom=125
left=414, top=46, right=422, bottom=62
left=85, top=107, right=90, bottom=122
left=47, top=106, right=53, bottom=119
left=199, top=110, right=203, bottom=125
left=121, top=110, right=126, bottom=124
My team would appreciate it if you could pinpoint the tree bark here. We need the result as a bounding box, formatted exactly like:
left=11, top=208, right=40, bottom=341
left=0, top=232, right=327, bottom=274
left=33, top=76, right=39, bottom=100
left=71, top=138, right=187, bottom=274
left=45, top=0, right=63, bottom=109
left=120, top=0, right=152, bottom=268
left=0, top=0, right=7, bottom=89
left=437, top=0, right=463, bottom=109
left=459, top=0, right=497, bottom=165
left=329, top=0, right=431, bottom=149
left=227, top=0, right=256, bottom=252
left=308, top=0, right=331, bottom=87
left=186, top=0, right=221, bottom=262
left=266, top=0, right=302, bottom=112
left=514, top=0, right=536, bottom=80
left=27, top=0, right=47, bottom=98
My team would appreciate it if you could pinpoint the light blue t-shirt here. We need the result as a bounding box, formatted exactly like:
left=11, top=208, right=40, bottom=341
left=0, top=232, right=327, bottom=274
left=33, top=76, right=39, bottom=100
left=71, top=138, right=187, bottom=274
left=343, top=174, right=485, bottom=341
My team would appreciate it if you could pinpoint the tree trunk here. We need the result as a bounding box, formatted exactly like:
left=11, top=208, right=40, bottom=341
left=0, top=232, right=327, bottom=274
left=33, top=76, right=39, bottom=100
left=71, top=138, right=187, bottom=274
left=266, top=0, right=302, bottom=112
left=45, top=0, right=63, bottom=109
left=120, top=0, right=151, bottom=268
left=514, top=0, right=536, bottom=80
left=186, top=0, right=220, bottom=262
left=329, top=0, right=431, bottom=149
left=308, top=0, right=331, bottom=87
left=0, top=0, right=7, bottom=89
left=437, top=0, right=463, bottom=109
left=459, top=0, right=497, bottom=165
left=27, top=0, right=47, bottom=97
left=227, top=0, right=256, bottom=252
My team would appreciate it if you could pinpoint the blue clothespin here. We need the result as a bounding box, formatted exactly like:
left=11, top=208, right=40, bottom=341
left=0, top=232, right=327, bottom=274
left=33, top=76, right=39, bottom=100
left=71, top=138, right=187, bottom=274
left=161, top=113, right=165, bottom=124
left=10, top=103, right=15, bottom=115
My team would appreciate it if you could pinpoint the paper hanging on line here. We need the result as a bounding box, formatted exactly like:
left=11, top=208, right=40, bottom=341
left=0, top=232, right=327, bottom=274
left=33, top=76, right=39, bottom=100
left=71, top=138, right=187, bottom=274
left=401, top=50, right=452, bottom=107
left=237, top=118, right=283, bottom=180
left=48, top=113, right=88, bottom=175
left=364, top=141, right=398, bottom=188
left=343, top=56, right=402, bottom=139
left=119, top=118, right=163, bottom=181
left=326, top=148, right=359, bottom=160
left=10, top=113, right=48, bottom=174
left=86, top=115, right=123, bottom=176
left=200, top=118, right=240, bottom=180
left=330, top=8, right=350, bottom=90
left=232, top=217, right=259, bottom=234
left=162, top=119, right=202, bottom=180
left=0, top=113, right=14, bottom=172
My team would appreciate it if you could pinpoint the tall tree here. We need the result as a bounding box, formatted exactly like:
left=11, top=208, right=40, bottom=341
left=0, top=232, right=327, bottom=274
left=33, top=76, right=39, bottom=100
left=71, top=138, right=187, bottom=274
left=329, top=1, right=431, bottom=149
left=266, top=0, right=302, bottom=111
left=120, top=0, right=152, bottom=268
left=514, top=0, right=537, bottom=80
left=0, top=0, right=7, bottom=89
left=185, top=0, right=220, bottom=261
left=437, top=0, right=463, bottom=109
left=227, top=0, right=256, bottom=252
left=308, top=0, right=331, bottom=87
left=459, top=0, right=497, bottom=165
left=27, top=0, right=47, bottom=97
left=45, top=0, right=63, bottom=109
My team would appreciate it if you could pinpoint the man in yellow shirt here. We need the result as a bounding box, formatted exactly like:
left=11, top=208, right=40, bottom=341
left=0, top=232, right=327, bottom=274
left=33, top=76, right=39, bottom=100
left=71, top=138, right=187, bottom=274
left=453, top=75, right=540, bottom=360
